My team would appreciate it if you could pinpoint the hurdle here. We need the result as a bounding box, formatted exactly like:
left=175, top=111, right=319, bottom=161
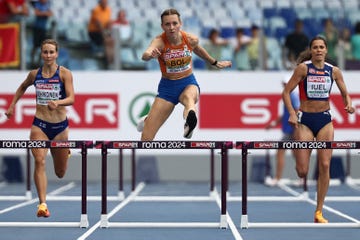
left=0, top=140, right=92, bottom=228
left=237, top=140, right=360, bottom=229
left=95, top=140, right=233, bottom=229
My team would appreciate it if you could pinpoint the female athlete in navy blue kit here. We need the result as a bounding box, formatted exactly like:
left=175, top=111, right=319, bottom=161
left=282, top=36, right=355, bottom=223
left=6, top=39, right=75, bottom=218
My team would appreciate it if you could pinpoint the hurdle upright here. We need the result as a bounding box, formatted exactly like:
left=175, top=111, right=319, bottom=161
left=0, top=140, right=92, bottom=228
left=95, top=140, right=233, bottom=229
left=237, top=140, right=360, bottom=229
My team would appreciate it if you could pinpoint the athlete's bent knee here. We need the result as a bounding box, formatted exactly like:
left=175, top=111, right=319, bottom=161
left=55, top=169, right=66, bottom=178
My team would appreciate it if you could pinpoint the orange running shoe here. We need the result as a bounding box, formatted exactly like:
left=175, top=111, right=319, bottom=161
left=37, top=203, right=50, bottom=218
left=314, top=210, right=328, bottom=223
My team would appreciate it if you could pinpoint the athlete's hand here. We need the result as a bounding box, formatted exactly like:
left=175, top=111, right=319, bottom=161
left=345, top=105, right=355, bottom=114
left=4, top=108, right=14, bottom=119
left=48, top=100, right=58, bottom=110
left=151, top=48, right=161, bottom=58
left=288, top=113, right=299, bottom=129
left=214, top=60, right=232, bottom=69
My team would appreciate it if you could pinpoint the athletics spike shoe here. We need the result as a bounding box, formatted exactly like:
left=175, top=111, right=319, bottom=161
left=37, top=203, right=50, bottom=218
left=136, top=115, right=147, bottom=132
left=314, top=210, right=328, bottom=223
left=183, top=110, right=197, bottom=139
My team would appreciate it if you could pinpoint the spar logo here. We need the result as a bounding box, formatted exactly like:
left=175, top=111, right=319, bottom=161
left=191, top=142, right=216, bottom=148
left=200, top=94, right=360, bottom=129
left=113, top=142, right=138, bottom=148
left=129, top=92, right=156, bottom=127
left=254, top=142, right=279, bottom=148
left=50, top=141, right=76, bottom=148
left=331, top=142, right=357, bottom=149
left=0, top=94, right=119, bottom=129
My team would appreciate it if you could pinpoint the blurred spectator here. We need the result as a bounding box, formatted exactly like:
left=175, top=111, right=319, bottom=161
left=319, top=18, right=339, bottom=64
left=247, top=25, right=267, bottom=70
left=203, top=28, right=229, bottom=70
left=30, top=0, right=53, bottom=67
left=232, top=28, right=251, bottom=70
left=283, top=19, right=309, bottom=70
left=104, top=9, right=133, bottom=65
left=0, top=0, right=29, bottom=23
left=87, top=0, right=112, bottom=58
left=265, top=79, right=300, bottom=187
left=351, top=21, right=360, bottom=60
left=112, top=9, right=130, bottom=27
left=338, top=27, right=352, bottom=60
left=112, top=9, right=131, bottom=40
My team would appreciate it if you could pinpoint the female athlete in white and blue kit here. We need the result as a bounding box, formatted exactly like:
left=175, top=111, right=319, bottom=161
left=6, top=39, right=75, bottom=218
left=282, top=36, right=355, bottom=223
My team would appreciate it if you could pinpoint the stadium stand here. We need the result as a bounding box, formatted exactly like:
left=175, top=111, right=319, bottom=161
left=21, top=0, right=360, bottom=70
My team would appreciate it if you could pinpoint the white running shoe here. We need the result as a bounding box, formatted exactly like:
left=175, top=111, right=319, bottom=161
left=264, top=176, right=278, bottom=187
left=136, top=115, right=147, bottom=132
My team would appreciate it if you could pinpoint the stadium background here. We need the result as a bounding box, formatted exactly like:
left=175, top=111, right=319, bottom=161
left=1, top=0, right=360, bottom=183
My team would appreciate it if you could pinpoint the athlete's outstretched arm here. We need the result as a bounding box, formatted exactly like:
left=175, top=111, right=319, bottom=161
left=142, top=36, right=163, bottom=61
left=188, top=33, right=232, bottom=69
left=5, top=70, right=36, bottom=119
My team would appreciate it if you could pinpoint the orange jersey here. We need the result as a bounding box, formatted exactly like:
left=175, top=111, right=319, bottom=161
left=158, top=31, right=193, bottom=79
left=88, top=5, right=111, bottom=32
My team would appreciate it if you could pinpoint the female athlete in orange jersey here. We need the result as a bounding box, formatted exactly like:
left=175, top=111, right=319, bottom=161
left=138, top=8, right=232, bottom=140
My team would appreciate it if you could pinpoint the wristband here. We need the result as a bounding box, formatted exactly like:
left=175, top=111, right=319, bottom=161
left=211, top=60, right=218, bottom=66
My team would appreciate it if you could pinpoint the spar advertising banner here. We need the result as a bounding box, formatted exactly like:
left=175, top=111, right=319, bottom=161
left=1, top=71, right=359, bottom=142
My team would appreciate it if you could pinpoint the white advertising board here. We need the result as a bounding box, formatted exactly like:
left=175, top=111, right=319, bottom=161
left=1, top=71, right=359, bottom=149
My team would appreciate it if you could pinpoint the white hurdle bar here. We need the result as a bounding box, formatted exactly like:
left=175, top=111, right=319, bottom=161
left=237, top=140, right=360, bottom=229
left=95, top=140, right=233, bottom=229
left=0, top=140, right=93, bottom=228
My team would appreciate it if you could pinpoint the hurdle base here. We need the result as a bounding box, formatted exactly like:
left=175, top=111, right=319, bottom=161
left=220, top=214, right=228, bottom=229
left=299, top=191, right=309, bottom=199
left=100, top=214, right=109, bottom=228
left=240, top=215, right=248, bottom=229
left=25, top=190, right=32, bottom=200
left=80, top=214, right=89, bottom=228
left=209, top=190, right=217, bottom=198
left=118, top=191, right=125, bottom=200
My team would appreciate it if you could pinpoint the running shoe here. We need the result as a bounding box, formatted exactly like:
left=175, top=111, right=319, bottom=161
left=314, top=210, right=328, bottom=223
left=136, top=115, right=147, bottom=132
left=264, top=176, right=278, bottom=187
left=183, top=110, right=197, bottom=139
left=37, top=203, right=50, bottom=218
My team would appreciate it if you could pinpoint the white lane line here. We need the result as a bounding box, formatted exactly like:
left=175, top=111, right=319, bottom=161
left=280, top=183, right=360, bottom=223
left=213, top=188, right=243, bottom=240
left=77, top=182, right=145, bottom=240
left=0, top=182, right=76, bottom=215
